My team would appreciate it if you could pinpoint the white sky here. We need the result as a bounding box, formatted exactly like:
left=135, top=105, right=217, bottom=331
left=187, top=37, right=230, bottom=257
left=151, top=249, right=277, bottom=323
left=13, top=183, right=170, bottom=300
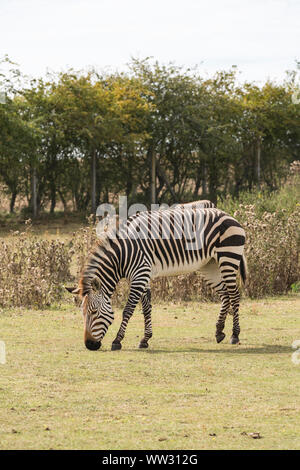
left=1, top=0, right=299, bottom=84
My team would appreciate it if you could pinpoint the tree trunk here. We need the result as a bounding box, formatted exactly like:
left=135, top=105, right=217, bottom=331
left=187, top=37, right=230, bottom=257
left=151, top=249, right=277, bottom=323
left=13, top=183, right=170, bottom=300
left=257, top=137, right=261, bottom=190
left=193, top=166, right=201, bottom=199
left=150, top=150, right=156, bottom=205
left=156, top=160, right=177, bottom=202
left=208, top=162, right=217, bottom=205
left=58, top=190, right=67, bottom=212
left=10, top=190, right=17, bottom=214
left=91, top=149, right=97, bottom=214
left=96, top=170, right=101, bottom=208
left=31, top=167, right=37, bottom=218
left=50, top=181, right=56, bottom=214
left=201, top=164, right=207, bottom=198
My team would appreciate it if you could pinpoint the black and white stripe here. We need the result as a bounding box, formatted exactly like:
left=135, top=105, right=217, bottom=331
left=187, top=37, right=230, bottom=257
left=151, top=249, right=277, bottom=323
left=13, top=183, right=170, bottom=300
left=67, top=202, right=246, bottom=350
left=178, top=199, right=215, bottom=209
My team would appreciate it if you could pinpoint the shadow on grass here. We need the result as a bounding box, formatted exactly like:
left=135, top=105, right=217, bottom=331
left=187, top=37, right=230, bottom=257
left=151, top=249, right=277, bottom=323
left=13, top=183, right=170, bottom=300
left=138, top=344, right=292, bottom=355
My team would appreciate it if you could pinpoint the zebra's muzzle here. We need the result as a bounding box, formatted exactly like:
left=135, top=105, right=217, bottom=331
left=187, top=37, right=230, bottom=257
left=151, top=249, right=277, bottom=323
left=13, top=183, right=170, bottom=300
left=85, top=339, right=101, bottom=351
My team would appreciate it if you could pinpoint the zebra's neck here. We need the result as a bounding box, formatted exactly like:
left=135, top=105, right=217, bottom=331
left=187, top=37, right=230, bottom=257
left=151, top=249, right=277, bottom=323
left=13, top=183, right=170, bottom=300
left=80, top=237, right=121, bottom=297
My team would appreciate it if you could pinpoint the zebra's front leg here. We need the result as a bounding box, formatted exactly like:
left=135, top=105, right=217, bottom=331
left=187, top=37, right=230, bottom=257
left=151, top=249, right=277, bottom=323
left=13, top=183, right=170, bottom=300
left=139, top=288, right=152, bottom=349
left=111, top=278, right=150, bottom=351
left=111, top=301, right=136, bottom=350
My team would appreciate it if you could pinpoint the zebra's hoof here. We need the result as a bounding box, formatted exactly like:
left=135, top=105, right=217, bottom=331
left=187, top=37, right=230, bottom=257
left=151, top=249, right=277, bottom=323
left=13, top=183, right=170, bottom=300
left=139, top=341, right=149, bottom=349
left=230, top=336, right=240, bottom=345
left=216, top=332, right=226, bottom=343
left=111, top=342, right=122, bottom=351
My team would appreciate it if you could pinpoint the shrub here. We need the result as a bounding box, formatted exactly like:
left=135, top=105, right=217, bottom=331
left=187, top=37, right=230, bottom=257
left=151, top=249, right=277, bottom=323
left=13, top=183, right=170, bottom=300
left=68, top=215, right=98, bottom=280
left=234, top=205, right=299, bottom=297
left=111, top=273, right=217, bottom=309
left=218, top=161, right=300, bottom=297
left=0, top=221, right=73, bottom=308
left=219, top=161, right=300, bottom=217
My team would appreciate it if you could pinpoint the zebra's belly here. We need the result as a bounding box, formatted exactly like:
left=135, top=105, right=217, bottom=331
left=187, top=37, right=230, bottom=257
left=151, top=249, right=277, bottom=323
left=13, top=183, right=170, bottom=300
left=151, top=258, right=206, bottom=279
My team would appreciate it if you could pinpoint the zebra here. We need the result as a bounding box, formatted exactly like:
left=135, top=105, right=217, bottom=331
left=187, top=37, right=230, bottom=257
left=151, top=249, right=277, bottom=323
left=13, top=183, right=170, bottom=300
left=179, top=199, right=215, bottom=209
left=66, top=204, right=246, bottom=351
left=97, top=200, right=215, bottom=235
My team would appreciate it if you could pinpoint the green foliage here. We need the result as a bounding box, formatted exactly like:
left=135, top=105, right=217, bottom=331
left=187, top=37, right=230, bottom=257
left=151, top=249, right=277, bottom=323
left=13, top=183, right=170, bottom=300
left=291, top=281, right=300, bottom=293
left=1, top=57, right=300, bottom=214
left=218, top=166, right=300, bottom=217
left=0, top=57, right=299, bottom=305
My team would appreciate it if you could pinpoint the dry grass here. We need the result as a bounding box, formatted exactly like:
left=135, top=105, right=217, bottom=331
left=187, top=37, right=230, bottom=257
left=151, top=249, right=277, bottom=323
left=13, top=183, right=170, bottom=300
left=0, top=295, right=299, bottom=450
left=236, top=205, right=299, bottom=297
left=0, top=222, right=73, bottom=308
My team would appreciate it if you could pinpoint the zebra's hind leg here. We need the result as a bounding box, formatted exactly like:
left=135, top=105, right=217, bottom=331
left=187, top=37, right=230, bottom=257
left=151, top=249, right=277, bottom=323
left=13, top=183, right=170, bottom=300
left=139, top=288, right=152, bottom=349
left=227, top=284, right=241, bottom=344
left=215, top=284, right=231, bottom=343
left=220, top=270, right=241, bottom=344
left=199, top=260, right=231, bottom=343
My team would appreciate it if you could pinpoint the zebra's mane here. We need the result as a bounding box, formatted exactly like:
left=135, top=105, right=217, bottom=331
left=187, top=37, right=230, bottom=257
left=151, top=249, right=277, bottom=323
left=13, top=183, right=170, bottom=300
left=79, top=233, right=115, bottom=298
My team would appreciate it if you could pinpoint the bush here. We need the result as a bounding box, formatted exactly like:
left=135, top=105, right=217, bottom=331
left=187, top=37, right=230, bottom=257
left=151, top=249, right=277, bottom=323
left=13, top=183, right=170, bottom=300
left=219, top=163, right=300, bottom=297
left=0, top=221, right=73, bottom=308
left=234, top=205, right=299, bottom=297
left=111, top=273, right=217, bottom=308
left=68, top=215, right=98, bottom=280
left=219, top=161, right=300, bottom=217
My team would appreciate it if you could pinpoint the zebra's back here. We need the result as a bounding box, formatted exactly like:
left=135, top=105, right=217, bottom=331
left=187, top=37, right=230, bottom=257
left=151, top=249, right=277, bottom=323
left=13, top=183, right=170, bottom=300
left=117, top=206, right=245, bottom=279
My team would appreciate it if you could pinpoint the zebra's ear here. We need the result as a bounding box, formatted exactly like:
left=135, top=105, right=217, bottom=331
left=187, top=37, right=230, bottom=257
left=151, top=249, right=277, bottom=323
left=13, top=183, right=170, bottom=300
left=65, top=286, right=80, bottom=295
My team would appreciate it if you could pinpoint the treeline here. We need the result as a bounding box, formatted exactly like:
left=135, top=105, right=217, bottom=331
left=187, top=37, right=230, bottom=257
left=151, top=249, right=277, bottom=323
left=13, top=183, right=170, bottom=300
left=0, top=56, right=299, bottom=215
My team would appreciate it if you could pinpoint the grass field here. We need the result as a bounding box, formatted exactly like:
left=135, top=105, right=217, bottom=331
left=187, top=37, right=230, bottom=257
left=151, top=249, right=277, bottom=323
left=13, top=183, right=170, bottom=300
left=0, top=212, right=85, bottom=239
left=0, top=295, right=299, bottom=450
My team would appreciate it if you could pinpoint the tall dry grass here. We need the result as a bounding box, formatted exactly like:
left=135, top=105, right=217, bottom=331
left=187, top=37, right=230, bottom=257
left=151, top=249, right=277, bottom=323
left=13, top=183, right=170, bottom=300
left=235, top=205, right=299, bottom=297
left=0, top=220, right=73, bottom=308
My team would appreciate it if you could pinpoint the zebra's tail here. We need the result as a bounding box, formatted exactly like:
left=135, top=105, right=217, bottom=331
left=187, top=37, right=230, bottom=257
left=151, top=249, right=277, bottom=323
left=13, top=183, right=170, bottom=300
left=239, top=253, right=247, bottom=286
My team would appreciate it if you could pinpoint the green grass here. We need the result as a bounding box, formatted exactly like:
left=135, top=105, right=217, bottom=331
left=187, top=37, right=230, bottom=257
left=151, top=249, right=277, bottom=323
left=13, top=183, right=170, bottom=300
left=0, top=295, right=299, bottom=450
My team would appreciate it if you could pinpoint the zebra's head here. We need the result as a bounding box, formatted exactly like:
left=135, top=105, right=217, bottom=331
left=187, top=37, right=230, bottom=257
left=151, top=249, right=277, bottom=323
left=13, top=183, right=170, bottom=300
left=65, top=278, right=114, bottom=350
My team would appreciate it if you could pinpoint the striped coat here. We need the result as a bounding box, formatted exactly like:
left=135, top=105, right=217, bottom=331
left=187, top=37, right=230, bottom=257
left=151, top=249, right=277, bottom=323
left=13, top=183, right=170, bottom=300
left=67, top=203, right=246, bottom=350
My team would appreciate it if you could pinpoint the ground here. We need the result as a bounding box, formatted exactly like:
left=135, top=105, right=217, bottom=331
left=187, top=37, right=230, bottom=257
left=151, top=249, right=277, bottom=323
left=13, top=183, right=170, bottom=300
left=0, top=295, right=299, bottom=450
left=0, top=212, right=85, bottom=239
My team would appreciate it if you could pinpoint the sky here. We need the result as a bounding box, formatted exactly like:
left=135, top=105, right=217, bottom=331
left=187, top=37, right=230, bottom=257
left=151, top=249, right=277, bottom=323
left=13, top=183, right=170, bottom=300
left=1, top=0, right=299, bottom=84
